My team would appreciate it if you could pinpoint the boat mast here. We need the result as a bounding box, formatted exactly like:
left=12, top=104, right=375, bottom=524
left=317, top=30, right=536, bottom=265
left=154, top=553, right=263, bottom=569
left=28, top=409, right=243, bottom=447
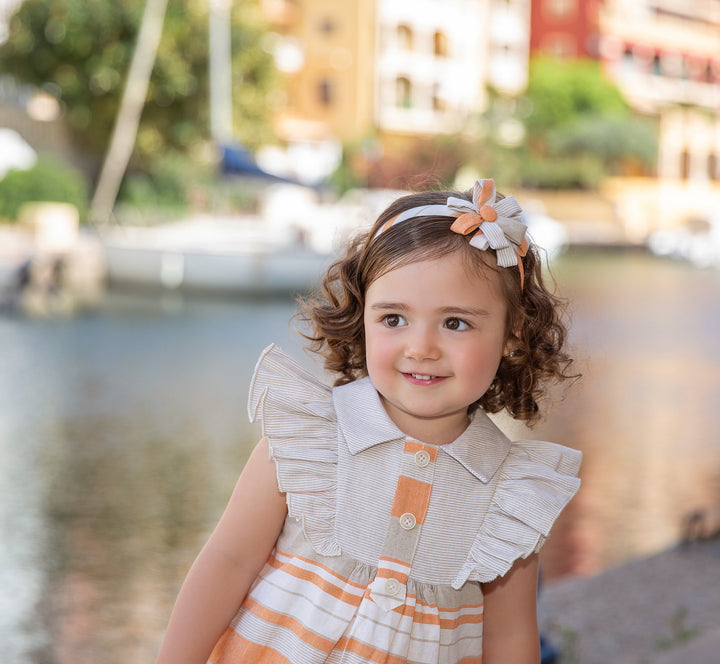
left=209, top=0, right=234, bottom=144
left=89, top=0, right=169, bottom=225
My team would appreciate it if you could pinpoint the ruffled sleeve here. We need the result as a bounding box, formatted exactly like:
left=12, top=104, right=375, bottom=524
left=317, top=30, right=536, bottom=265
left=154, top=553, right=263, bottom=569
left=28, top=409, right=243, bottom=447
left=248, top=344, right=342, bottom=556
left=453, top=440, right=581, bottom=588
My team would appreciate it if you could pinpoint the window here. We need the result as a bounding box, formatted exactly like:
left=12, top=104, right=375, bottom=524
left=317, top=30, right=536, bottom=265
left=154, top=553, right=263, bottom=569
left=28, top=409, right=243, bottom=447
left=546, top=0, right=575, bottom=18
left=652, top=54, right=662, bottom=75
left=396, top=76, right=412, bottom=108
left=433, top=31, right=448, bottom=57
left=318, top=17, right=336, bottom=35
left=397, top=24, right=413, bottom=50
left=680, top=150, right=691, bottom=180
left=709, top=153, right=719, bottom=181
left=432, top=83, right=446, bottom=111
left=318, top=78, right=334, bottom=106
left=621, top=47, right=634, bottom=71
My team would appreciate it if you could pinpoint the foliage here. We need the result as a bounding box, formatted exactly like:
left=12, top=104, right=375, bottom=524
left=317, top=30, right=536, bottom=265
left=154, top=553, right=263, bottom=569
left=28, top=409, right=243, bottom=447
left=654, top=607, right=701, bottom=652
left=523, top=57, right=629, bottom=134
left=478, top=57, right=657, bottom=189
left=117, top=152, right=255, bottom=219
left=547, top=113, right=658, bottom=171
left=0, top=0, right=279, bottom=170
left=333, top=58, right=656, bottom=193
left=334, top=135, right=472, bottom=193
left=0, top=156, right=89, bottom=221
left=118, top=154, right=205, bottom=212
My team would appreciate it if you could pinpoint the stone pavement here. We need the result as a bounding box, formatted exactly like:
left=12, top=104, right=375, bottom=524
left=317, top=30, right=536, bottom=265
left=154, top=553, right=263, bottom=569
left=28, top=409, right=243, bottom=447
left=650, top=626, right=720, bottom=664
left=538, top=535, right=720, bottom=664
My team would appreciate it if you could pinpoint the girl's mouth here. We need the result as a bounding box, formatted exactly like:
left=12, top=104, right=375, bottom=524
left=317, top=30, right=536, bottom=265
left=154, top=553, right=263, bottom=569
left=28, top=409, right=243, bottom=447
left=403, top=372, right=446, bottom=385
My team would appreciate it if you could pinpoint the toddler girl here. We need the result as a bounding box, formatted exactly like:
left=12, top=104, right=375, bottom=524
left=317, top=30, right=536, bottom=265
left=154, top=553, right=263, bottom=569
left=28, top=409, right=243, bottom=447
left=156, top=179, right=581, bottom=664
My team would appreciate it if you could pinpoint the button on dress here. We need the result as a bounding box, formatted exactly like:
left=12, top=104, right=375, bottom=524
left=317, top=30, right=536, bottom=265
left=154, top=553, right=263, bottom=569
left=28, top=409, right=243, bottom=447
left=209, top=345, right=581, bottom=664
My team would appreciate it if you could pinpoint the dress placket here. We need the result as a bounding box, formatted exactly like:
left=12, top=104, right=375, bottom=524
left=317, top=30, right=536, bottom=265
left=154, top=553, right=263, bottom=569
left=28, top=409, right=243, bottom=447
left=369, top=439, right=439, bottom=611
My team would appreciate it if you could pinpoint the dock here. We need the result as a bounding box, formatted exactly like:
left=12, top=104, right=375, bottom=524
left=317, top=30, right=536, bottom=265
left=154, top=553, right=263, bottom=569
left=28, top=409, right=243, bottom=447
left=539, top=534, right=720, bottom=664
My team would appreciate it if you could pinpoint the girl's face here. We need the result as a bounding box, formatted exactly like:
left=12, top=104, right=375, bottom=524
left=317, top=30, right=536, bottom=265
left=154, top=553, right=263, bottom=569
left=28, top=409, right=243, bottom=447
left=363, top=250, right=509, bottom=445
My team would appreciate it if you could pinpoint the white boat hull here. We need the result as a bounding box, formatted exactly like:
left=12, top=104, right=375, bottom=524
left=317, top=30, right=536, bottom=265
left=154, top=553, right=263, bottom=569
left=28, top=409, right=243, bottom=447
left=103, top=243, right=333, bottom=295
left=100, top=218, right=335, bottom=295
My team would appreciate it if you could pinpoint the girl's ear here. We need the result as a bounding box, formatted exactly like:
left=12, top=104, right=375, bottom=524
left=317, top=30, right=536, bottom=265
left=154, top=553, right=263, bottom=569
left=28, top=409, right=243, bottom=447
left=503, top=328, right=523, bottom=359
left=504, top=309, right=525, bottom=357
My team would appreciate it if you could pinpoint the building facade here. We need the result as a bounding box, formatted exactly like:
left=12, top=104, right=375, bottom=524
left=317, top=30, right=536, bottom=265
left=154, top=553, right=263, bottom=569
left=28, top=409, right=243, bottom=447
left=530, top=0, right=601, bottom=57
left=599, top=0, right=720, bottom=182
left=530, top=0, right=720, bottom=183
left=261, top=0, right=377, bottom=144
left=262, top=0, right=531, bottom=153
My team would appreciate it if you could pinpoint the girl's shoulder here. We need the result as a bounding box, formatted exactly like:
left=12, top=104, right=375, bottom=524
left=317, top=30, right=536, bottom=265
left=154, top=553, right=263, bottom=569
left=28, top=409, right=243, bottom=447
left=454, top=436, right=581, bottom=587
left=248, top=344, right=333, bottom=421
left=248, top=344, right=341, bottom=556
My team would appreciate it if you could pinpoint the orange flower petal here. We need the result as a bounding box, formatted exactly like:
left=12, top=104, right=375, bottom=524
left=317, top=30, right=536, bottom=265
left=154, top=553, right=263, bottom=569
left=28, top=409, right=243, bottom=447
left=479, top=205, right=497, bottom=222
left=450, top=213, right=482, bottom=235
left=474, top=179, right=495, bottom=207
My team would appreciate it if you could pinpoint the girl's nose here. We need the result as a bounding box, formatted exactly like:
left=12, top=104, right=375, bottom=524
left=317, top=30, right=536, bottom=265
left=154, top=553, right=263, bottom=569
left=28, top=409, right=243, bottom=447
left=404, top=327, right=441, bottom=361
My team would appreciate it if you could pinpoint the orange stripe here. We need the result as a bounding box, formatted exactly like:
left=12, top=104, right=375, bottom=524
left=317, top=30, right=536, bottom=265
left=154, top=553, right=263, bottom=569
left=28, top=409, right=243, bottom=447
left=243, top=596, right=337, bottom=652
left=210, top=629, right=483, bottom=664
left=438, top=600, right=484, bottom=611
left=378, top=555, right=412, bottom=569
left=404, top=612, right=482, bottom=627
left=209, top=628, right=293, bottom=664
left=410, top=611, right=440, bottom=625
left=335, top=636, right=419, bottom=664
left=336, top=636, right=482, bottom=663
left=375, top=567, right=409, bottom=583
left=390, top=597, right=485, bottom=621
left=265, top=555, right=364, bottom=606
left=403, top=439, right=439, bottom=460
left=270, top=550, right=484, bottom=614
left=390, top=475, right=432, bottom=523
left=478, top=178, right=494, bottom=205
left=439, top=612, right=484, bottom=628
left=273, top=548, right=367, bottom=590
left=394, top=600, right=483, bottom=627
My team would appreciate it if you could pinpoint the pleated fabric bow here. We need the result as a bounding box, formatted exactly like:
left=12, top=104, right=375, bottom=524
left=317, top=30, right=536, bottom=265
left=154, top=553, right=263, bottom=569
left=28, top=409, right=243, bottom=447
left=447, top=179, right=529, bottom=288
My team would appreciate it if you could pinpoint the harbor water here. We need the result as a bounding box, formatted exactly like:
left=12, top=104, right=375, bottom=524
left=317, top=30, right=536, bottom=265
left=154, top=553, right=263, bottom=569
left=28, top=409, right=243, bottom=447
left=1, top=250, right=719, bottom=663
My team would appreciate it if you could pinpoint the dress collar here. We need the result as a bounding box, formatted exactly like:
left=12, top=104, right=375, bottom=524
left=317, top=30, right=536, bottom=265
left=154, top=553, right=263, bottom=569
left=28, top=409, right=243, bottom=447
left=332, top=377, right=512, bottom=483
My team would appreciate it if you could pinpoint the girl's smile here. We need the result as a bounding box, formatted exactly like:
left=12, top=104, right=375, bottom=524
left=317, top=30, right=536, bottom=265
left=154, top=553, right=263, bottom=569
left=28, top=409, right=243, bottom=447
left=363, top=251, right=509, bottom=445
left=403, top=372, right=446, bottom=385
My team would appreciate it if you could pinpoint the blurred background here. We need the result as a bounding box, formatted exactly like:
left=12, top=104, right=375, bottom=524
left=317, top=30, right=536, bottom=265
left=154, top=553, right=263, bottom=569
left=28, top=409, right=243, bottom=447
left=0, top=0, right=719, bottom=662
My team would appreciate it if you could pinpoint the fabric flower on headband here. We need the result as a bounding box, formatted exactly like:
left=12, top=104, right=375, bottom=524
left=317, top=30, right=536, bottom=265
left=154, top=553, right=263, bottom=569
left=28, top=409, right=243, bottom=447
left=375, top=179, right=530, bottom=288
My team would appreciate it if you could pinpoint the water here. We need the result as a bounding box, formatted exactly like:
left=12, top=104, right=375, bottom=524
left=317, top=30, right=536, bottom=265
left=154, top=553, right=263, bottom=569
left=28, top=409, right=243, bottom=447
left=1, top=252, right=719, bottom=663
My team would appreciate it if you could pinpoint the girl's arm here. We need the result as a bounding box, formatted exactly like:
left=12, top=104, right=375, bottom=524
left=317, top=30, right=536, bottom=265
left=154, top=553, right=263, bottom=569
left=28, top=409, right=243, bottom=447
left=481, top=553, right=541, bottom=664
left=155, top=437, right=287, bottom=664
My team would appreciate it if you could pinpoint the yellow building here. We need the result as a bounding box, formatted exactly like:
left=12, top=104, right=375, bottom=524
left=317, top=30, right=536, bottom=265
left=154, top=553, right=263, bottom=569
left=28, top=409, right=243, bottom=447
left=262, top=0, right=530, bottom=151
left=262, top=0, right=376, bottom=144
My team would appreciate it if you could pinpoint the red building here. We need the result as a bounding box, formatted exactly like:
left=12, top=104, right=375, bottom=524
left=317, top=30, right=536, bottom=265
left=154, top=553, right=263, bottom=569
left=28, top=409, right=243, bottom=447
left=530, top=0, right=603, bottom=58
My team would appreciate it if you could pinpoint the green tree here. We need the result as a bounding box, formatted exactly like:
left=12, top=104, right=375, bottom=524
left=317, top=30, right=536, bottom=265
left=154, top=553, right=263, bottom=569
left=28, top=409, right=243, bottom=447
left=524, top=57, right=629, bottom=135
left=480, top=57, right=657, bottom=189
left=0, top=156, right=89, bottom=221
left=0, top=0, right=279, bottom=170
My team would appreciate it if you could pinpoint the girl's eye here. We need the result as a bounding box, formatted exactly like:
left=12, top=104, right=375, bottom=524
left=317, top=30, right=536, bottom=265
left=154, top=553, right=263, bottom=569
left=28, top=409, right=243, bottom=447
left=444, top=317, right=469, bottom=331
left=383, top=314, right=406, bottom=328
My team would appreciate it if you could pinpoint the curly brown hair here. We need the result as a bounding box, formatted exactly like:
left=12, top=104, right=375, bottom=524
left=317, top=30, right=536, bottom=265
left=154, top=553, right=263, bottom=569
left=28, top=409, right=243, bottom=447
left=298, top=187, right=578, bottom=425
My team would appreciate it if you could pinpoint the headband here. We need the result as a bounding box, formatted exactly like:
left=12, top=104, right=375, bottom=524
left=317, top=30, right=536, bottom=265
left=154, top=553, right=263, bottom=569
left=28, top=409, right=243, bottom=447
left=375, top=179, right=529, bottom=288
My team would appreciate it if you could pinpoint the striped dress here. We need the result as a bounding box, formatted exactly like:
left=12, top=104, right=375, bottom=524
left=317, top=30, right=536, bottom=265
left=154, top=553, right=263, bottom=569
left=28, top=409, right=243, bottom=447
left=209, top=345, right=581, bottom=664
